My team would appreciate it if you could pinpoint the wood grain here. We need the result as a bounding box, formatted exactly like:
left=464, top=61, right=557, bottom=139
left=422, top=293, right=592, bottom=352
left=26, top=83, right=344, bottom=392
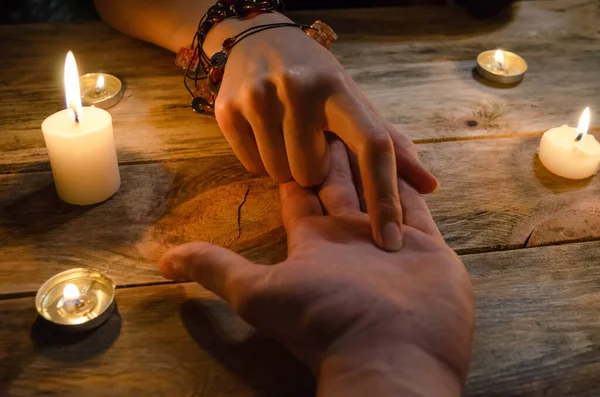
left=2, top=3, right=599, bottom=394
left=1, top=0, right=599, bottom=172
left=0, top=155, right=285, bottom=297
left=3, top=133, right=600, bottom=296
left=422, top=133, right=600, bottom=253
left=0, top=283, right=314, bottom=397
left=2, top=241, right=600, bottom=396
left=464, top=241, right=600, bottom=397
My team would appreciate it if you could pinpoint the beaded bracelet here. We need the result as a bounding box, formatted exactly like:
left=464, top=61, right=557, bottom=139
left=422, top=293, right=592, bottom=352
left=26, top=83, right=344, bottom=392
left=175, top=0, right=337, bottom=114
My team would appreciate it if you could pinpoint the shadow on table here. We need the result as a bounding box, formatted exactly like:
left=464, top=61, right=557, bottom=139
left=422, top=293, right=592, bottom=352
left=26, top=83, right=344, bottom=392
left=180, top=298, right=315, bottom=397
left=532, top=155, right=593, bottom=192
left=30, top=307, right=121, bottom=362
left=470, top=67, right=523, bottom=89
left=0, top=153, right=171, bottom=248
left=0, top=181, right=97, bottom=236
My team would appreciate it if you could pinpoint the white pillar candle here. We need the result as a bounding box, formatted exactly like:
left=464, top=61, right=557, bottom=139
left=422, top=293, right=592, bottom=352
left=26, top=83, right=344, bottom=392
left=41, top=51, right=120, bottom=205
left=539, top=107, right=600, bottom=179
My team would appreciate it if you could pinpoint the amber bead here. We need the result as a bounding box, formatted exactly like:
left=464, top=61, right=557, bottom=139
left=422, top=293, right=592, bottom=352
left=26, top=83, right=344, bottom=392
left=222, top=37, right=236, bottom=52
left=306, top=20, right=338, bottom=49
left=208, top=67, right=224, bottom=92
left=175, top=46, right=199, bottom=71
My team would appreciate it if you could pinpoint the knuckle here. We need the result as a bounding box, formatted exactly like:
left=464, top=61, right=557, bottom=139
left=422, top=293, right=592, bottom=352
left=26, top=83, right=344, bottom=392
left=408, top=140, right=419, bottom=156
left=214, top=96, right=235, bottom=116
left=277, top=69, right=302, bottom=91
left=364, top=128, right=394, bottom=156
left=244, top=84, right=268, bottom=108
left=233, top=269, right=273, bottom=321
left=374, top=196, right=401, bottom=219
left=243, top=160, right=265, bottom=175
left=322, top=65, right=348, bottom=88
left=186, top=242, right=214, bottom=262
left=271, top=170, right=294, bottom=184
left=214, top=100, right=236, bottom=129
left=295, top=168, right=327, bottom=188
left=390, top=126, right=419, bottom=157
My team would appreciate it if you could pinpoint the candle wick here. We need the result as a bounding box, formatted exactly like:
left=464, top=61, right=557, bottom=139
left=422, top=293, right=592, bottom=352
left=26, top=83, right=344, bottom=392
left=74, top=112, right=80, bottom=124
left=575, top=133, right=584, bottom=143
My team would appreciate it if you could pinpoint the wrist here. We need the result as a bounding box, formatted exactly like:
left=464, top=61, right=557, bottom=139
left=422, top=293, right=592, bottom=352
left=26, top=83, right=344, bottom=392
left=318, top=340, right=463, bottom=397
left=203, top=11, right=292, bottom=55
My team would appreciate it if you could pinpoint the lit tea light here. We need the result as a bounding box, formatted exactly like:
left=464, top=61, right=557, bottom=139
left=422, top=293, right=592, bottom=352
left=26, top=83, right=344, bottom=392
left=41, top=51, right=121, bottom=206
left=494, top=49, right=504, bottom=70
left=539, top=107, right=600, bottom=179
left=80, top=72, right=123, bottom=108
left=36, top=268, right=116, bottom=330
left=476, top=49, right=527, bottom=85
left=62, top=283, right=81, bottom=310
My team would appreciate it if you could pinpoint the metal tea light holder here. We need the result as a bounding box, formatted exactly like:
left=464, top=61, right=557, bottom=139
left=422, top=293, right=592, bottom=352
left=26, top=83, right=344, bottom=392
left=476, top=49, right=528, bottom=85
left=79, top=73, right=123, bottom=109
left=36, top=268, right=116, bottom=331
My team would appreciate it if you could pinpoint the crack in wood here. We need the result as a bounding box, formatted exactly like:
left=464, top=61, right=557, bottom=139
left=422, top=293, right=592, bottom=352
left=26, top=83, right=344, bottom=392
left=236, top=185, right=251, bottom=241
left=523, top=228, right=537, bottom=248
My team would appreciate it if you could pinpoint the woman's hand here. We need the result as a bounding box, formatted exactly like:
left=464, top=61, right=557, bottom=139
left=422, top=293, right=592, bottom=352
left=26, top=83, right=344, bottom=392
left=205, top=12, right=438, bottom=251
left=159, top=137, right=473, bottom=397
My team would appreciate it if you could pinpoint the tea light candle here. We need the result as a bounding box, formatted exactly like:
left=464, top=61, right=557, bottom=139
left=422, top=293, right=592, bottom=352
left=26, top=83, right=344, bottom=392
left=36, top=268, right=116, bottom=330
left=62, top=283, right=82, bottom=310
left=80, top=72, right=123, bottom=109
left=476, top=49, right=527, bottom=85
left=41, top=52, right=121, bottom=206
left=539, top=107, right=600, bottom=179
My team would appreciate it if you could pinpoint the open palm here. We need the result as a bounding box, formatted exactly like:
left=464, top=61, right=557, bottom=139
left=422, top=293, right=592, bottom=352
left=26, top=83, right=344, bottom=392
left=159, top=138, right=474, bottom=396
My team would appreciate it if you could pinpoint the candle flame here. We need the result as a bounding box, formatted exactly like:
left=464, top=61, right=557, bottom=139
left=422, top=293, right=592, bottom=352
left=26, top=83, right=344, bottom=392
left=494, top=49, right=504, bottom=67
left=63, top=283, right=81, bottom=302
left=64, top=51, right=83, bottom=123
left=576, top=107, right=591, bottom=135
left=96, top=75, right=105, bottom=92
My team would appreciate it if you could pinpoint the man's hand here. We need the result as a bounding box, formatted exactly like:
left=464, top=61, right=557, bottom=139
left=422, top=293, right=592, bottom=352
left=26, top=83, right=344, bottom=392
left=159, top=138, right=472, bottom=396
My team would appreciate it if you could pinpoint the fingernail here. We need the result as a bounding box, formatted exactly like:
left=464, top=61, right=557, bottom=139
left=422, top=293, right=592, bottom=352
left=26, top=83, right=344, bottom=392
left=381, top=222, right=403, bottom=251
left=432, top=182, right=441, bottom=195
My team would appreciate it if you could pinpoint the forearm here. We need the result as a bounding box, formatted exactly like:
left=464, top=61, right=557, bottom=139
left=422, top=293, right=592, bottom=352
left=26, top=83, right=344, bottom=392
left=94, top=0, right=295, bottom=55
left=318, top=342, right=463, bottom=397
left=94, top=0, right=213, bottom=52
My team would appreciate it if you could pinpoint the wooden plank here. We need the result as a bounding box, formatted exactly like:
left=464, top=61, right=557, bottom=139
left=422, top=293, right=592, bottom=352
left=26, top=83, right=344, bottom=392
left=0, top=23, right=229, bottom=174
left=464, top=241, right=600, bottom=397
left=2, top=133, right=600, bottom=295
left=1, top=0, right=599, bottom=172
left=2, top=241, right=600, bottom=396
left=421, top=133, right=600, bottom=254
left=0, top=155, right=286, bottom=296
left=0, top=283, right=314, bottom=397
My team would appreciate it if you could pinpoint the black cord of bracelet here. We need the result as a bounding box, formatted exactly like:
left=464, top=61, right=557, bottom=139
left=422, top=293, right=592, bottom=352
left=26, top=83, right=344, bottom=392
left=227, top=22, right=311, bottom=49
left=184, top=22, right=312, bottom=98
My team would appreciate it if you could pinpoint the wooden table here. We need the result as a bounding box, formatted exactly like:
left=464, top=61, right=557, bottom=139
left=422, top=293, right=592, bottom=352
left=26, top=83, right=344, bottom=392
left=1, top=1, right=599, bottom=395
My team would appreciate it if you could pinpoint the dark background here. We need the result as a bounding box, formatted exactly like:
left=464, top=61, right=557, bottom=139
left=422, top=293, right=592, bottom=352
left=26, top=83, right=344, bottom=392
left=0, top=0, right=512, bottom=24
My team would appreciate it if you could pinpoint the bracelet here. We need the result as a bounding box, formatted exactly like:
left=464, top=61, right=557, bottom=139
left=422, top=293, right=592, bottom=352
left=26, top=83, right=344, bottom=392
left=175, top=1, right=338, bottom=114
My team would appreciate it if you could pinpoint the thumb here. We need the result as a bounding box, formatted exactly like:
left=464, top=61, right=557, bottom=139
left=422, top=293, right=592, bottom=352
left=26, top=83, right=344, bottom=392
left=159, top=242, right=267, bottom=305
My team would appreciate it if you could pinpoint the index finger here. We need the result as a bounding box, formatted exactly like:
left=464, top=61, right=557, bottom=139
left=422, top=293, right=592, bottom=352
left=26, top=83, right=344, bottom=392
left=325, top=91, right=403, bottom=251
